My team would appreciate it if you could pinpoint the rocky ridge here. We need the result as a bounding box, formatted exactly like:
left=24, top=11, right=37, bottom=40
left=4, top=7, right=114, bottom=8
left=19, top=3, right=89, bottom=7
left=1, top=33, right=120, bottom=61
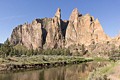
left=9, top=8, right=120, bottom=54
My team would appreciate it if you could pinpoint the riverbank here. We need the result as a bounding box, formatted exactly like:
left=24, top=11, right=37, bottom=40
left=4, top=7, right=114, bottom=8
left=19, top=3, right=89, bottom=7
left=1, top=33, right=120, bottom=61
left=88, top=60, right=120, bottom=80
left=107, top=61, right=120, bottom=80
left=0, top=55, right=93, bottom=72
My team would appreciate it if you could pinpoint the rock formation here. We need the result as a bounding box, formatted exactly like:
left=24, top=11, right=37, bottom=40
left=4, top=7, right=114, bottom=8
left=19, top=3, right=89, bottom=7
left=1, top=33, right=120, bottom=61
left=65, top=8, right=110, bottom=47
left=10, top=8, right=65, bottom=49
left=9, top=8, right=114, bottom=51
left=10, top=20, right=43, bottom=50
left=45, top=8, right=64, bottom=49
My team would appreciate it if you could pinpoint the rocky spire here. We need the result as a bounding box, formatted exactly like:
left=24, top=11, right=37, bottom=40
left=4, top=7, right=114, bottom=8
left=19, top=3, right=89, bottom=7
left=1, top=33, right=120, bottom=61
left=45, top=8, right=63, bottom=49
left=55, top=8, right=61, bottom=19
left=69, top=8, right=81, bottom=22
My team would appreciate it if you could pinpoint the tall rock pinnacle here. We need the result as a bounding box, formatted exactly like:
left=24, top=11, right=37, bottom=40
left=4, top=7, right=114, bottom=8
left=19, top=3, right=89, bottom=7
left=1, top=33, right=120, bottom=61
left=45, top=8, right=63, bottom=49
left=55, top=8, right=61, bottom=19
left=69, top=8, right=82, bottom=22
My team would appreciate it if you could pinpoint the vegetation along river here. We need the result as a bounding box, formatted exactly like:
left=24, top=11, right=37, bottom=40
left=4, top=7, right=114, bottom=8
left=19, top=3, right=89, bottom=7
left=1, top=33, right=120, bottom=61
left=0, top=61, right=109, bottom=80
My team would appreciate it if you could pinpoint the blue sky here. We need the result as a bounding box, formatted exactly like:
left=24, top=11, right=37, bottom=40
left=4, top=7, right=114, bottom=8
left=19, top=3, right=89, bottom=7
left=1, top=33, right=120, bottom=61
left=0, top=0, right=120, bottom=43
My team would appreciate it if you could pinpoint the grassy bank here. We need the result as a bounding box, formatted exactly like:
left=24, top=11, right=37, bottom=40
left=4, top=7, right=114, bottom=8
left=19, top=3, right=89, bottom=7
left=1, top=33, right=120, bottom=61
left=93, top=57, right=110, bottom=61
left=88, top=61, right=117, bottom=80
left=0, top=55, right=93, bottom=71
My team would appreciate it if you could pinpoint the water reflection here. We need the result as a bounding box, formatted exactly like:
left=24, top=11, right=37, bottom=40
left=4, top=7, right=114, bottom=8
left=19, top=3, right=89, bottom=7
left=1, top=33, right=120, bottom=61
left=0, top=62, right=107, bottom=80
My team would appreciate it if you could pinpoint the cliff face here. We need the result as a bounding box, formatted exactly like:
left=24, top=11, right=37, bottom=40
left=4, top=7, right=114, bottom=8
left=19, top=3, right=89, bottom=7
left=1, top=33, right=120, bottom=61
left=10, top=20, right=43, bottom=49
left=65, top=8, right=110, bottom=47
left=10, top=8, right=112, bottom=50
left=45, top=8, right=64, bottom=49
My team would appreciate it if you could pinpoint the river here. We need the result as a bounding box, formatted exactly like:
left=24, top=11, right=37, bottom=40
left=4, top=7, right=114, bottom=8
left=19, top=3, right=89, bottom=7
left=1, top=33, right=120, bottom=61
left=0, top=61, right=108, bottom=80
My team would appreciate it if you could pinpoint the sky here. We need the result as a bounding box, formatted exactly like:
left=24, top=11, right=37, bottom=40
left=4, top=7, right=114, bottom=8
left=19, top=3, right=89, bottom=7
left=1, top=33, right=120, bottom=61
left=0, top=0, right=120, bottom=43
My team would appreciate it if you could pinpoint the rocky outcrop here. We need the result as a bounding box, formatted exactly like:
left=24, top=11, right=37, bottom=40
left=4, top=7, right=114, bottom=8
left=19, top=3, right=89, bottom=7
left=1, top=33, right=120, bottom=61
left=45, top=8, right=64, bottom=49
left=10, top=20, right=43, bottom=49
left=10, top=8, right=65, bottom=49
left=110, top=35, right=120, bottom=47
left=10, top=8, right=113, bottom=50
left=65, top=8, right=110, bottom=47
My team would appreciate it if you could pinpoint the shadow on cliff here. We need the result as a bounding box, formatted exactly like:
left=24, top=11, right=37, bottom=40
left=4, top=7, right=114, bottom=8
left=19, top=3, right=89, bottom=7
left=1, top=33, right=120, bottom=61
left=61, top=20, right=69, bottom=38
left=42, top=28, right=47, bottom=45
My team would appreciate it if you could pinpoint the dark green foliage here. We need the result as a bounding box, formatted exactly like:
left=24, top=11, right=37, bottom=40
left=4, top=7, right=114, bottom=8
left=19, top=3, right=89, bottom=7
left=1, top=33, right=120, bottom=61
left=0, top=39, right=14, bottom=57
left=0, top=39, right=25, bottom=57
left=0, top=40, right=72, bottom=57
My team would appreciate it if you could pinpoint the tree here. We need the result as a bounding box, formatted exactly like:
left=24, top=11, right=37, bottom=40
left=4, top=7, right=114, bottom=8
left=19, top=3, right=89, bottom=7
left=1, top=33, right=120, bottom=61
left=0, top=39, right=12, bottom=57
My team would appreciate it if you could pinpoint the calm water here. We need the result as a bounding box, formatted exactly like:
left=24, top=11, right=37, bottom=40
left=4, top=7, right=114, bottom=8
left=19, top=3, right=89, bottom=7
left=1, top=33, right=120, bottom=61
left=0, top=62, right=108, bottom=80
